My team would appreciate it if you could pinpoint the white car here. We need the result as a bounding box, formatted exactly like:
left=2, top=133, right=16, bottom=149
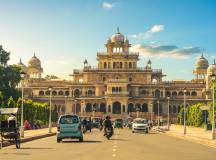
left=132, top=118, right=149, bottom=133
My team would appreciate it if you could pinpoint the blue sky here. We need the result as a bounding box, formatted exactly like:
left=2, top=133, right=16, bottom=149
left=0, top=0, right=215, bottom=80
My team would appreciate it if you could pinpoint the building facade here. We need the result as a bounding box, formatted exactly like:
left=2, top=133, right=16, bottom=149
left=18, top=29, right=216, bottom=119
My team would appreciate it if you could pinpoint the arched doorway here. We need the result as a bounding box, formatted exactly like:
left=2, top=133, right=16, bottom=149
left=86, top=103, right=92, bottom=112
left=141, top=103, right=148, bottom=112
left=112, top=101, right=121, bottom=114
left=127, top=103, right=134, bottom=113
left=100, top=103, right=106, bottom=113
left=76, top=103, right=81, bottom=113
left=153, top=103, right=163, bottom=116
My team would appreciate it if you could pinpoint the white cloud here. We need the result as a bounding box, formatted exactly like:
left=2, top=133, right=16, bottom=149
left=102, top=2, right=114, bottom=10
left=150, top=25, right=164, bottom=33
left=131, top=44, right=201, bottom=59
left=129, top=25, right=165, bottom=40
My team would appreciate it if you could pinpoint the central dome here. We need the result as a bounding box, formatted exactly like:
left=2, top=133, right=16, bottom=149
left=195, top=54, right=209, bottom=69
left=111, top=27, right=125, bottom=43
left=28, top=53, right=42, bottom=69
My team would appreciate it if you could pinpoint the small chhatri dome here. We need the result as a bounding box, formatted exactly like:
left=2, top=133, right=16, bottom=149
left=111, top=27, right=125, bottom=43
left=207, top=59, right=216, bottom=75
left=17, top=58, right=27, bottom=72
left=28, top=53, right=42, bottom=69
left=195, top=54, right=209, bottom=69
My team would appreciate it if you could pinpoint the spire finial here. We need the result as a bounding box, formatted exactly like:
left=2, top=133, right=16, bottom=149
left=214, top=58, right=216, bottom=65
left=19, top=58, right=22, bottom=64
left=117, top=26, right=119, bottom=33
left=33, top=52, right=36, bottom=57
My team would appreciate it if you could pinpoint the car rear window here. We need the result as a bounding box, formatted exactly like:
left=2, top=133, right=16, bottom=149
left=134, top=119, right=147, bottom=124
left=59, top=115, right=79, bottom=124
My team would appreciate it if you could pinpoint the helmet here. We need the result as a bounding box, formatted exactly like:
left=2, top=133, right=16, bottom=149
left=106, top=116, right=110, bottom=119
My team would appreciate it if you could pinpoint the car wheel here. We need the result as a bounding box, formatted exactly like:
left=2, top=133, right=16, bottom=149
left=57, top=138, right=62, bottom=143
left=132, top=131, right=134, bottom=133
left=146, top=130, right=149, bottom=134
left=79, top=137, right=83, bottom=142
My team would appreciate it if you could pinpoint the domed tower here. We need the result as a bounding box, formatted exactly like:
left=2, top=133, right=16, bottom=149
left=206, top=59, right=216, bottom=98
left=17, top=58, right=27, bottom=73
left=97, top=27, right=138, bottom=70
left=27, top=53, right=43, bottom=79
left=105, top=27, right=131, bottom=54
left=193, top=54, right=209, bottom=80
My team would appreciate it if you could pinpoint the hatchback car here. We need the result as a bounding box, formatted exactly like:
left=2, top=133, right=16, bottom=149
left=57, top=114, right=83, bottom=142
left=132, top=118, right=149, bottom=133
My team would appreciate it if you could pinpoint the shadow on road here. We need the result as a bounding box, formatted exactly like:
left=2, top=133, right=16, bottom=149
left=62, top=140, right=102, bottom=143
left=16, top=147, right=53, bottom=150
left=108, top=138, right=127, bottom=141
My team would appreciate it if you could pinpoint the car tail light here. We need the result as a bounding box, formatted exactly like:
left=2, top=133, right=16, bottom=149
left=57, top=125, right=60, bottom=131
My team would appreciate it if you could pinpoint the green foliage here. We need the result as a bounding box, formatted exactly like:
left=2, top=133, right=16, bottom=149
left=7, top=96, right=15, bottom=108
left=16, top=99, right=58, bottom=125
left=177, top=103, right=204, bottom=127
left=208, top=102, right=216, bottom=125
left=0, top=45, right=21, bottom=103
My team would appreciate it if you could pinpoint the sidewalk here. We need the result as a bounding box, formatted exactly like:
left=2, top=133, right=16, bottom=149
left=1, top=127, right=57, bottom=147
left=157, top=124, right=216, bottom=148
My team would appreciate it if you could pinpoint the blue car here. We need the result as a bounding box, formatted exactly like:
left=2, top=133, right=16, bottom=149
left=57, top=114, right=83, bottom=142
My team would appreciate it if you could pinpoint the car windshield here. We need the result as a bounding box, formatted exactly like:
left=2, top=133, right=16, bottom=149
left=134, top=119, right=147, bottom=124
left=60, top=115, right=79, bottom=124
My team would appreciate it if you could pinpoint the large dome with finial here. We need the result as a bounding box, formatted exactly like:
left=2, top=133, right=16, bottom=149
left=207, top=59, right=216, bottom=75
left=195, top=54, right=209, bottom=69
left=111, top=27, right=125, bottom=43
left=28, top=53, right=42, bottom=69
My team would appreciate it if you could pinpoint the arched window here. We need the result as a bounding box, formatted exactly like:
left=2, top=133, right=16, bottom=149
left=52, top=91, right=57, bottom=96
left=112, top=87, right=116, bottom=93
left=155, top=89, right=160, bottom=98
left=172, top=91, right=177, bottom=96
left=39, top=91, right=44, bottom=96
left=128, top=103, right=134, bottom=113
left=58, top=91, right=63, bottom=95
left=185, top=91, right=190, bottom=96
left=113, top=62, right=116, bottom=68
left=173, top=105, right=177, bottom=113
left=129, top=77, right=132, bottom=82
left=65, top=91, right=69, bottom=96
left=87, top=90, right=93, bottom=96
left=129, top=62, right=132, bottom=69
left=74, top=89, right=80, bottom=97
left=116, top=87, right=119, bottom=92
left=141, top=103, right=148, bottom=112
left=100, top=103, right=106, bottom=113
left=120, top=62, right=122, bottom=68
left=104, top=62, right=107, bottom=68
left=86, top=103, right=92, bottom=112
left=119, top=87, right=122, bottom=92
left=45, top=90, right=50, bottom=95
left=166, top=91, right=171, bottom=97
left=191, top=91, right=197, bottom=96
left=178, top=91, right=184, bottom=96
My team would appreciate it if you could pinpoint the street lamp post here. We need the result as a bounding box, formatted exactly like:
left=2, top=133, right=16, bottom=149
left=136, top=106, right=140, bottom=118
left=20, top=72, right=26, bottom=138
left=183, top=88, right=187, bottom=135
left=74, top=99, right=77, bottom=115
left=167, top=96, right=170, bottom=131
left=150, top=103, right=153, bottom=122
left=210, top=74, right=216, bottom=140
left=48, top=87, right=52, bottom=133
left=64, top=96, right=67, bottom=114
left=157, top=100, right=160, bottom=128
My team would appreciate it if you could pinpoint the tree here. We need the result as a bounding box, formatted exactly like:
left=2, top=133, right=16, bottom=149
left=0, top=45, right=21, bottom=103
left=7, top=96, right=15, bottom=108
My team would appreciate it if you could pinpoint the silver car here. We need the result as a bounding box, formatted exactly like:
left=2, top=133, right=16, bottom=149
left=132, top=118, right=149, bottom=133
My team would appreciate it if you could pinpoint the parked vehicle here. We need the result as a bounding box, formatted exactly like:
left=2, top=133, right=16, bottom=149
left=132, top=118, right=149, bottom=133
left=57, top=114, right=83, bottom=142
left=0, top=108, right=21, bottom=149
left=114, top=119, right=123, bottom=128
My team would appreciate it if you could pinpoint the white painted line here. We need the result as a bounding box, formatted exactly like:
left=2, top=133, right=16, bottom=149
left=113, top=145, right=117, bottom=148
left=112, top=154, right=116, bottom=157
left=113, top=148, right=116, bottom=152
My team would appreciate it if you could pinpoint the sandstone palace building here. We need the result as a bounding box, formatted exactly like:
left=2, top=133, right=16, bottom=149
left=18, top=29, right=216, bottom=119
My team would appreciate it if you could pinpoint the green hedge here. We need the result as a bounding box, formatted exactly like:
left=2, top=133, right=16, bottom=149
left=177, top=103, right=204, bottom=127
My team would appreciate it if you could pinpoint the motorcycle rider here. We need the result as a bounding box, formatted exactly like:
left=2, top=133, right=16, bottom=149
left=103, top=116, right=113, bottom=136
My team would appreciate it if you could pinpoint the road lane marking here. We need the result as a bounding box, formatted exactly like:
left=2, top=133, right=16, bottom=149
left=112, top=154, right=116, bottom=157
left=113, top=148, right=116, bottom=152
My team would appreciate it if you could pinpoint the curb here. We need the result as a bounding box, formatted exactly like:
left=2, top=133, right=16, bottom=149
left=1, top=132, right=56, bottom=148
left=162, top=131, right=216, bottom=149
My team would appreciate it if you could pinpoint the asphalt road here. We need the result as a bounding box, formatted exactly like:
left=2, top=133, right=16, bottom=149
left=0, top=128, right=216, bottom=160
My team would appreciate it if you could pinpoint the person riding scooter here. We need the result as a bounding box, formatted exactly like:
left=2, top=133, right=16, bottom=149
left=103, top=116, right=113, bottom=137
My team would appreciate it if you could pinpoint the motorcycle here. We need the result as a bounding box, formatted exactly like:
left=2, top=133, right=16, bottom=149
left=105, top=127, right=113, bottom=140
